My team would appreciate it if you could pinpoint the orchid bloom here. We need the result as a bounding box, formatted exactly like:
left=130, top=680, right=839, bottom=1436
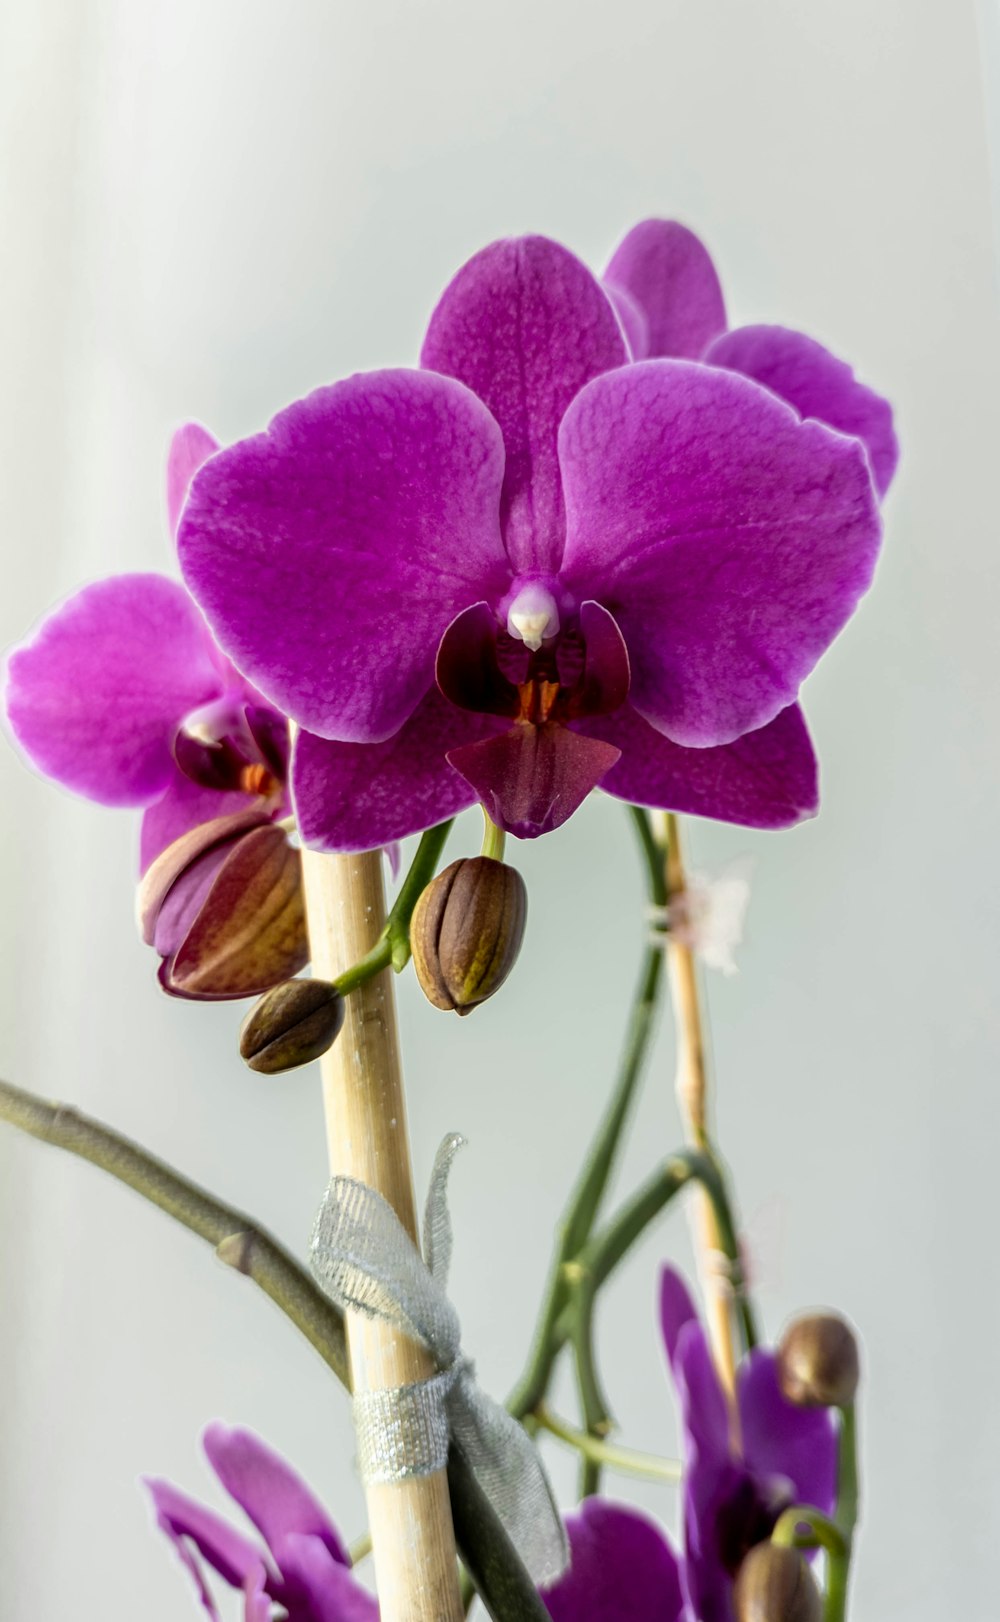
left=146, top=1423, right=377, bottom=1622
left=5, top=426, right=306, bottom=998
left=660, top=1267, right=837, bottom=1622
left=541, top=1498, right=688, bottom=1621
left=177, top=234, right=884, bottom=849
left=603, top=218, right=899, bottom=501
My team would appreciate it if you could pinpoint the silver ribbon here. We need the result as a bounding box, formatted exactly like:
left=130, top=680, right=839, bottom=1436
left=310, top=1133, right=569, bottom=1586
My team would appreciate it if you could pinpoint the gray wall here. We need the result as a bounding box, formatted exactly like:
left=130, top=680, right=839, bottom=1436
left=1, top=2, right=998, bottom=1617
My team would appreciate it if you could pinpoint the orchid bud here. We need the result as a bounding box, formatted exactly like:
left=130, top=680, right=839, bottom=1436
left=733, top=1543, right=822, bottom=1622
left=777, top=1312, right=860, bottom=1409
left=410, top=856, right=527, bottom=1015
left=240, top=979, right=345, bottom=1073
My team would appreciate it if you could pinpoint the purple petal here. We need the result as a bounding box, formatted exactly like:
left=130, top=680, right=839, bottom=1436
left=167, top=423, right=220, bottom=539
left=277, top=1534, right=379, bottom=1622
left=659, top=1266, right=701, bottom=1370
left=542, top=1500, right=685, bottom=1622
left=706, top=325, right=899, bottom=498
left=420, top=236, right=628, bottom=575
left=5, top=574, right=225, bottom=804
left=581, top=703, right=818, bottom=829
left=293, top=687, right=498, bottom=852
left=604, top=220, right=727, bottom=359
left=559, top=361, right=882, bottom=746
left=179, top=370, right=508, bottom=744
left=204, top=1424, right=350, bottom=1570
left=145, top=1476, right=267, bottom=1595
left=243, top=1566, right=272, bottom=1622
left=604, top=282, right=650, bottom=360
left=670, top=1322, right=732, bottom=1467
left=737, top=1352, right=837, bottom=1515
left=448, top=724, right=620, bottom=838
left=436, top=603, right=520, bottom=717
left=139, top=768, right=269, bottom=875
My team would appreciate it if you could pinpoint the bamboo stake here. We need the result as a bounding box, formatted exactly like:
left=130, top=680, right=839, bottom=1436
left=301, top=846, right=464, bottom=1622
left=659, top=812, right=740, bottom=1417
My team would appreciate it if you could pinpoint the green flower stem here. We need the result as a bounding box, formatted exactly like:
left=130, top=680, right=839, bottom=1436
left=627, top=805, right=669, bottom=910
left=385, top=819, right=455, bottom=970
left=534, top=1404, right=682, bottom=1484
left=0, top=1074, right=547, bottom=1622
left=332, top=937, right=392, bottom=997
left=824, top=1403, right=859, bottom=1622
left=772, top=1506, right=847, bottom=1559
left=480, top=809, right=507, bottom=863
left=0, top=1075, right=350, bottom=1383
left=507, top=941, right=665, bottom=1422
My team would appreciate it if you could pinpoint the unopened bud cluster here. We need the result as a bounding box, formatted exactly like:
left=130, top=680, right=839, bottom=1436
left=410, top=856, right=527, bottom=1015
left=777, top=1311, right=860, bottom=1409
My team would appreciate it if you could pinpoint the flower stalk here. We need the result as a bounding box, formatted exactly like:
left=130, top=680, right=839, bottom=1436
left=660, top=810, right=742, bottom=1413
left=299, top=843, right=465, bottom=1622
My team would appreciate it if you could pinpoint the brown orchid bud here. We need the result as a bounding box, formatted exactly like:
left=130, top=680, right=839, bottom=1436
left=734, top=1543, right=822, bottom=1622
left=239, top=979, right=345, bottom=1074
left=777, top=1312, right=860, bottom=1409
left=410, top=856, right=527, bottom=1015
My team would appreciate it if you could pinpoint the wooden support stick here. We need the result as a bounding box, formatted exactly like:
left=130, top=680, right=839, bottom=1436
left=301, top=846, right=464, bottom=1622
left=659, top=813, right=740, bottom=1418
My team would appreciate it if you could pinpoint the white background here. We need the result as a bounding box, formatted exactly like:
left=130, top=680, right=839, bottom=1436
left=1, top=2, right=998, bottom=1617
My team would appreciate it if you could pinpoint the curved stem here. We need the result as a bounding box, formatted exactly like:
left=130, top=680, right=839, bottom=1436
left=480, top=809, right=506, bottom=863
left=385, top=820, right=454, bottom=970
left=0, top=1075, right=349, bottom=1384
left=824, top=1403, right=859, bottom=1622
left=772, top=1506, right=847, bottom=1559
left=534, top=1405, right=681, bottom=1483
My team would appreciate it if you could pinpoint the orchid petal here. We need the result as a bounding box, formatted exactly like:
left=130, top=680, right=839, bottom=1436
left=178, top=371, right=509, bottom=744
left=277, top=1533, right=379, bottom=1622
left=707, top=325, right=899, bottom=498
left=203, top=1424, right=351, bottom=1569
left=604, top=219, right=727, bottom=359
left=421, top=235, right=627, bottom=574
left=737, top=1352, right=837, bottom=1515
left=436, top=603, right=520, bottom=717
left=167, top=422, right=220, bottom=540
left=604, top=282, right=650, bottom=360
left=448, top=724, right=619, bottom=838
left=5, top=574, right=224, bottom=805
left=145, top=1477, right=266, bottom=1595
left=542, top=1500, right=685, bottom=1622
left=581, top=703, right=818, bottom=829
left=559, top=361, right=881, bottom=746
left=292, top=688, right=499, bottom=852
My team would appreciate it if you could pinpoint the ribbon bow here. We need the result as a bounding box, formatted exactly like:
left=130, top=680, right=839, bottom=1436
left=310, top=1133, right=569, bottom=1586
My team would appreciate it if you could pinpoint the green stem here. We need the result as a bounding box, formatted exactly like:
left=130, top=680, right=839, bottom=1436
left=507, top=942, right=665, bottom=1421
left=0, top=1074, right=546, bottom=1622
left=0, top=1076, right=350, bottom=1384
left=534, top=1404, right=681, bottom=1483
left=772, top=1506, right=847, bottom=1558
left=627, top=805, right=669, bottom=909
left=824, top=1403, right=859, bottom=1622
left=480, top=809, right=506, bottom=863
left=333, top=936, right=392, bottom=997
left=386, top=819, right=455, bottom=970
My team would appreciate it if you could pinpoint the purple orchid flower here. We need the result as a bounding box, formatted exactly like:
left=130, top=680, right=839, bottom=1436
left=177, top=234, right=884, bottom=847
left=604, top=218, right=900, bottom=501
left=146, top=1423, right=377, bottom=1621
left=541, top=1498, right=688, bottom=1621
left=660, top=1267, right=836, bottom=1622
left=5, top=426, right=307, bottom=998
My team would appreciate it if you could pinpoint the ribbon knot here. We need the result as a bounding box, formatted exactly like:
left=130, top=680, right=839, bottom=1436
left=310, top=1133, right=569, bottom=1586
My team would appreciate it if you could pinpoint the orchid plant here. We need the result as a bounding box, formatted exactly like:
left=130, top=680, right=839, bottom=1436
left=0, top=217, right=895, bottom=1622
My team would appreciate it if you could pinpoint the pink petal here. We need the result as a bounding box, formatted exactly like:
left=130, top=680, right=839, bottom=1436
left=559, top=361, right=882, bottom=746
left=604, top=219, right=727, bottom=359
left=707, top=324, right=899, bottom=498
left=582, top=703, right=818, bottom=829
left=139, top=767, right=268, bottom=875
left=292, top=687, right=499, bottom=852
left=166, top=422, right=221, bottom=539
left=5, top=574, right=225, bottom=805
left=542, top=1500, right=685, bottom=1622
left=421, top=236, right=628, bottom=574
left=178, top=370, right=508, bottom=745
left=203, top=1424, right=351, bottom=1569
left=447, top=723, right=620, bottom=838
